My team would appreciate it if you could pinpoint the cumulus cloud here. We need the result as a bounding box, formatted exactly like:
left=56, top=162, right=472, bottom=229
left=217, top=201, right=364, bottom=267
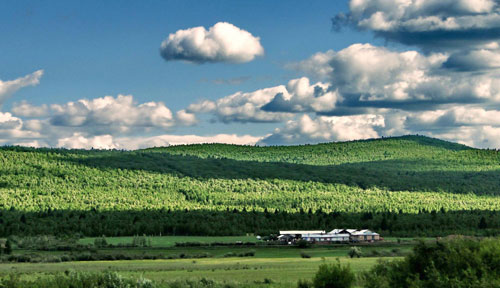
left=334, top=0, right=500, bottom=50
left=0, top=70, right=43, bottom=106
left=187, top=85, right=293, bottom=123
left=258, top=114, right=384, bottom=145
left=48, top=95, right=176, bottom=134
left=262, top=77, right=340, bottom=113
left=443, top=45, right=500, bottom=71
left=175, top=109, right=198, bottom=126
left=0, top=94, right=208, bottom=147
left=57, top=133, right=117, bottom=150
left=55, top=133, right=262, bottom=150
left=432, top=126, right=500, bottom=149
left=285, top=50, right=336, bottom=80
left=287, top=43, right=500, bottom=113
left=11, top=101, right=49, bottom=117
left=187, top=77, right=338, bottom=123
left=160, top=22, right=264, bottom=64
left=404, top=106, right=500, bottom=130
left=117, top=133, right=262, bottom=150
left=0, top=112, right=41, bottom=141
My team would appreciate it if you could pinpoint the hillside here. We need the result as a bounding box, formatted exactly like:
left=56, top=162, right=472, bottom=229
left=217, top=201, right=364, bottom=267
left=1, top=135, right=500, bottom=236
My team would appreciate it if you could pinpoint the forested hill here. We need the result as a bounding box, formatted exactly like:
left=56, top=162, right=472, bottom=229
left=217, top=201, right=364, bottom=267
left=1, top=135, right=500, bottom=236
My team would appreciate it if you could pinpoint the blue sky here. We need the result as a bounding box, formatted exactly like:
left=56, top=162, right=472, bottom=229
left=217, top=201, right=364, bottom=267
left=1, top=0, right=500, bottom=149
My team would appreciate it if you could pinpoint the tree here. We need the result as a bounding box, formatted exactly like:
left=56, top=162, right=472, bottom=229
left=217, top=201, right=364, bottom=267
left=380, top=216, right=388, bottom=231
left=313, top=261, right=356, bottom=288
left=479, top=216, right=488, bottom=229
left=4, top=240, right=12, bottom=255
left=348, top=247, right=362, bottom=258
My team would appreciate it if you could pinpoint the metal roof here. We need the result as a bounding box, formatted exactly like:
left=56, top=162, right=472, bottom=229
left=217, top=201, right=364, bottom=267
left=279, top=230, right=325, bottom=235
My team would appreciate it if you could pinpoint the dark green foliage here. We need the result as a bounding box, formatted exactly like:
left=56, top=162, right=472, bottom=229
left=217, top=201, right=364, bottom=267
left=132, top=235, right=152, bottom=247
left=313, top=261, right=356, bottom=288
left=297, top=279, right=313, bottom=288
left=362, top=238, right=500, bottom=288
left=1, top=135, right=500, bottom=236
left=0, top=208, right=499, bottom=237
left=297, top=240, right=310, bottom=248
left=93, top=236, right=108, bottom=248
left=0, top=272, right=155, bottom=288
left=479, top=216, right=488, bottom=229
left=300, top=252, right=312, bottom=258
left=4, top=240, right=11, bottom=255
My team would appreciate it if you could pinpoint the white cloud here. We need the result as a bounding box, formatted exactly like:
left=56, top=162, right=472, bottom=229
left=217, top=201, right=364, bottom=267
left=57, top=133, right=118, bottom=150
left=285, top=50, right=335, bottom=80
left=444, top=46, right=500, bottom=71
left=160, top=22, right=264, bottom=64
left=187, top=77, right=338, bottom=122
left=0, top=70, right=43, bottom=106
left=405, top=106, right=500, bottom=129
left=55, top=133, right=262, bottom=150
left=187, top=85, right=293, bottom=123
left=262, top=77, right=340, bottom=113
left=175, top=109, right=198, bottom=126
left=49, top=95, right=176, bottom=134
left=287, top=44, right=500, bottom=110
left=0, top=112, right=41, bottom=140
left=11, top=101, right=49, bottom=117
left=119, top=133, right=263, bottom=150
left=258, top=114, right=384, bottom=145
left=335, top=0, right=500, bottom=49
left=427, top=126, right=500, bottom=149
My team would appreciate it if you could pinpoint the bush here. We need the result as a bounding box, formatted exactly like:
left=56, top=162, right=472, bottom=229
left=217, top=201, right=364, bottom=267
left=223, top=252, right=236, bottom=258
left=313, top=261, right=356, bottom=288
left=348, top=247, right=362, bottom=258
left=297, top=240, right=310, bottom=248
left=300, top=252, right=312, bottom=258
left=0, top=271, right=156, bottom=288
left=94, top=236, right=108, bottom=248
left=362, top=238, right=500, bottom=288
left=297, top=279, right=313, bottom=288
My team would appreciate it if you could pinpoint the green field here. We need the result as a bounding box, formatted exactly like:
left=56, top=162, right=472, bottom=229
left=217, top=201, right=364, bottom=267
left=78, top=235, right=258, bottom=247
left=0, top=257, right=390, bottom=287
left=0, top=235, right=416, bottom=286
left=1, top=240, right=406, bottom=287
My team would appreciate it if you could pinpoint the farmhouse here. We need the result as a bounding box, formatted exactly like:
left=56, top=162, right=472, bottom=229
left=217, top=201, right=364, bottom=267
left=278, top=229, right=380, bottom=244
left=278, top=230, right=325, bottom=242
left=348, top=229, right=380, bottom=242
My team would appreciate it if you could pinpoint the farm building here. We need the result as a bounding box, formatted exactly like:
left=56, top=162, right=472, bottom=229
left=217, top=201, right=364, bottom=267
left=278, top=230, right=325, bottom=243
left=278, top=229, right=380, bottom=244
left=302, top=233, right=350, bottom=243
left=348, top=229, right=380, bottom=242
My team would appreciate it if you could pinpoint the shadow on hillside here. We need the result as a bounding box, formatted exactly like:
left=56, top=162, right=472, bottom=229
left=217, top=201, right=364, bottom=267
left=61, top=152, right=500, bottom=195
left=1, top=208, right=499, bottom=237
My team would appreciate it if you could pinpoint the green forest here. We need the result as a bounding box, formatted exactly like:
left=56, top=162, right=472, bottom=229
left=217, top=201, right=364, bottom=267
left=1, top=135, right=500, bottom=237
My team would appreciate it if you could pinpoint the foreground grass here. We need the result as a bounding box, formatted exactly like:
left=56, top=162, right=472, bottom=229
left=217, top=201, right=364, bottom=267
left=0, top=256, right=395, bottom=287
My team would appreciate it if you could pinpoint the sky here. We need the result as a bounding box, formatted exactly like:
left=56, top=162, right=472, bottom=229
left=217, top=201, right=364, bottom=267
left=1, top=0, right=500, bottom=149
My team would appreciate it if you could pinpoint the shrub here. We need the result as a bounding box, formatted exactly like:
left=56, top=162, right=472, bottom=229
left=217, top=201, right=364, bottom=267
left=297, top=279, right=313, bottom=288
left=313, top=261, right=356, bottom=288
left=94, top=236, right=108, bottom=248
left=0, top=271, right=156, bottom=288
left=297, top=240, right=310, bottom=248
left=348, top=247, right=362, bottom=258
left=362, top=238, right=500, bottom=288
left=223, top=252, right=236, bottom=258
left=4, top=240, right=12, bottom=255
left=300, top=252, right=312, bottom=258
